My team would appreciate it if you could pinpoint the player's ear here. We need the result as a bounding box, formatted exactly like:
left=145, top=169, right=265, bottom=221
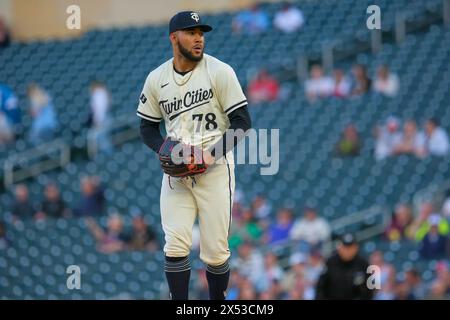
left=169, top=32, right=177, bottom=42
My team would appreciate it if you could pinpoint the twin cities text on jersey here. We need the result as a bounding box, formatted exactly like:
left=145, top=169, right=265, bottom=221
left=159, top=87, right=214, bottom=117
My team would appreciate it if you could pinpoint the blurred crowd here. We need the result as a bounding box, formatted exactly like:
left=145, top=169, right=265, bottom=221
left=232, top=3, right=304, bottom=35
left=333, top=116, right=450, bottom=159
left=246, top=63, right=400, bottom=105
left=384, top=201, right=450, bottom=260
left=3, top=173, right=449, bottom=299
left=4, top=176, right=159, bottom=254
left=374, top=117, right=449, bottom=160
left=230, top=4, right=450, bottom=161
left=0, top=80, right=113, bottom=154
left=190, top=191, right=450, bottom=299
left=304, top=64, right=399, bottom=102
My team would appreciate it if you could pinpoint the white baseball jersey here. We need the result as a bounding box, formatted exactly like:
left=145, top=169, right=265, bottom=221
left=136, top=53, right=247, bottom=149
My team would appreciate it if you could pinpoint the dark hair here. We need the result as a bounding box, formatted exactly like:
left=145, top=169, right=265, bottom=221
left=428, top=118, right=439, bottom=127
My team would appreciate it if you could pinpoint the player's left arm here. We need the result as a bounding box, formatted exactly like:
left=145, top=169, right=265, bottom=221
left=208, top=64, right=252, bottom=160
left=140, top=118, right=164, bottom=153
left=209, top=106, right=251, bottom=160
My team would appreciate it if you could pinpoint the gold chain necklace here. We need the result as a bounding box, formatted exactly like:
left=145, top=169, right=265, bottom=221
left=172, top=64, right=195, bottom=86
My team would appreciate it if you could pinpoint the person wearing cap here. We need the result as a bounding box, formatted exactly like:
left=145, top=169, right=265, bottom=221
left=419, top=214, right=448, bottom=260
left=136, top=11, right=252, bottom=300
left=315, top=233, right=373, bottom=299
left=412, top=202, right=449, bottom=242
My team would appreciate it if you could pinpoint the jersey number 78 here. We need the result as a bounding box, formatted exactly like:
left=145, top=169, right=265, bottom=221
left=193, top=113, right=218, bottom=132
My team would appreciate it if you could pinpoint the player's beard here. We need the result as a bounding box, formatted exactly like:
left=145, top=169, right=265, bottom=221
left=177, top=40, right=203, bottom=62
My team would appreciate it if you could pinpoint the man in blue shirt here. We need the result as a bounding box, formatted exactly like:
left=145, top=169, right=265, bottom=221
left=0, top=83, right=21, bottom=128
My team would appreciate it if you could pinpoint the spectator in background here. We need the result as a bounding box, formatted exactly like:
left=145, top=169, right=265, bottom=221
left=273, top=3, right=304, bottom=33
left=427, top=281, right=449, bottom=299
left=85, top=214, right=127, bottom=254
left=417, top=118, right=449, bottom=157
left=290, top=207, right=331, bottom=252
left=335, top=124, right=361, bottom=157
left=374, top=116, right=402, bottom=161
left=232, top=4, right=269, bottom=35
left=259, top=252, right=285, bottom=293
left=0, top=83, right=21, bottom=130
left=251, top=194, right=272, bottom=224
left=369, top=250, right=396, bottom=290
left=11, top=184, right=35, bottom=220
left=419, top=214, right=448, bottom=260
left=332, top=69, right=351, bottom=98
left=248, top=70, right=280, bottom=104
left=27, top=84, right=58, bottom=145
left=229, top=208, right=263, bottom=250
left=393, top=120, right=423, bottom=157
left=369, top=255, right=396, bottom=300
left=373, top=65, right=399, bottom=97
left=281, top=252, right=307, bottom=293
left=74, top=176, right=105, bottom=217
left=394, top=280, right=415, bottom=300
left=231, top=241, right=265, bottom=291
left=286, top=286, right=305, bottom=300
left=404, top=268, right=427, bottom=300
left=264, top=208, right=294, bottom=245
left=350, top=64, right=371, bottom=97
left=315, top=233, right=373, bottom=300
left=263, top=279, right=285, bottom=300
left=410, top=202, right=449, bottom=242
left=304, top=65, right=334, bottom=102
left=126, top=215, right=158, bottom=252
left=0, top=17, right=11, bottom=48
left=426, top=262, right=450, bottom=299
left=373, top=279, right=396, bottom=300
left=304, top=250, right=325, bottom=290
left=88, top=81, right=113, bottom=155
left=237, top=277, right=258, bottom=300
left=384, top=203, right=414, bottom=241
left=35, top=183, right=70, bottom=219
left=0, top=111, right=13, bottom=145
left=0, top=221, right=10, bottom=250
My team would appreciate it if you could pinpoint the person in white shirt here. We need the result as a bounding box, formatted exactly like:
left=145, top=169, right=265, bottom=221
left=289, top=207, right=331, bottom=251
left=417, top=118, right=449, bottom=157
left=393, top=120, right=423, bottom=157
left=374, top=65, right=399, bottom=98
left=374, top=116, right=403, bottom=161
left=88, top=81, right=113, bottom=154
left=231, top=241, right=265, bottom=290
left=90, top=81, right=110, bottom=128
left=273, top=3, right=305, bottom=33
left=305, top=65, right=334, bottom=102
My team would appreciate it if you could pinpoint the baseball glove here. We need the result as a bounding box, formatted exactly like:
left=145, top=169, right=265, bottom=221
left=158, top=137, right=208, bottom=177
